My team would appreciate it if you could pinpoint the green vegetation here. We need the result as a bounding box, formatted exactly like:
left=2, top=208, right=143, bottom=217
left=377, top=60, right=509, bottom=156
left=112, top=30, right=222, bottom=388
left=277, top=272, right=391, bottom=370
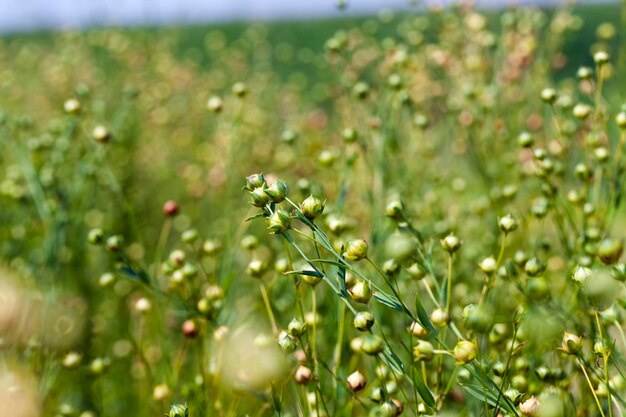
left=1, top=3, right=626, bottom=417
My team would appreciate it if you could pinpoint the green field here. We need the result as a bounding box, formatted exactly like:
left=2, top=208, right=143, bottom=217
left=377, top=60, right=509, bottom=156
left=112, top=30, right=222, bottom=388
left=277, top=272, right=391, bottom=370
left=1, top=3, right=626, bottom=417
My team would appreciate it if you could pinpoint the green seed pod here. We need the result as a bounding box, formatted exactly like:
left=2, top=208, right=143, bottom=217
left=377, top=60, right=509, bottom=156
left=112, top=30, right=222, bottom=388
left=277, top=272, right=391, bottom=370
left=413, top=113, right=429, bottom=128
left=265, top=180, right=289, bottom=203
left=370, top=386, right=384, bottom=403
left=353, top=311, right=375, bottom=332
left=464, top=306, right=492, bottom=333
left=492, top=361, right=506, bottom=377
left=616, top=112, right=626, bottom=129
left=301, top=195, right=325, bottom=220
left=361, top=335, right=384, bottom=355
left=350, top=280, right=372, bottom=303
left=413, top=340, right=434, bottom=361
left=453, top=340, right=477, bottom=365
left=169, top=404, right=189, bottom=417
left=287, top=318, right=306, bottom=337
left=274, top=257, right=289, bottom=274
left=511, top=375, right=528, bottom=392
left=267, top=210, right=291, bottom=234
left=597, top=238, right=623, bottom=264
left=344, top=239, right=369, bottom=261
left=87, top=228, right=104, bottom=245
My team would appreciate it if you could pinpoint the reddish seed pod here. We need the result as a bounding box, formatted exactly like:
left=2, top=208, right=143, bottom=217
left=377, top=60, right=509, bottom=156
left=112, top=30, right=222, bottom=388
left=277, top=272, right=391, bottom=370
left=163, top=200, right=180, bottom=217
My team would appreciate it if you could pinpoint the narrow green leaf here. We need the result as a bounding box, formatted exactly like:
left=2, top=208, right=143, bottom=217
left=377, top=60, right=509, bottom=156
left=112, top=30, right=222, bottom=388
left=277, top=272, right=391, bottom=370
left=415, top=294, right=437, bottom=335
left=374, top=292, right=403, bottom=312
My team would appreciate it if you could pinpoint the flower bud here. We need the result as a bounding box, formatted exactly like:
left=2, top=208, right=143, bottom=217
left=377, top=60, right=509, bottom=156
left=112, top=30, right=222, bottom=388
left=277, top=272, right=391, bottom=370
left=573, top=103, right=592, bottom=120
left=152, top=383, right=170, bottom=401
left=347, top=370, right=367, bottom=392
left=169, top=403, right=189, bottom=417
left=350, top=280, right=372, bottom=304
left=478, top=256, right=497, bottom=274
left=246, top=259, right=267, bottom=278
left=245, top=173, right=266, bottom=191
left=134, top=297, right=152, bottom=313
left=524, top=257, right=546, bottom=276
left=181, top=229, right=199, bottom=244
left=594, top=51, right=610, bottom=65
left=267, top=210, right=291, bottom=234
left=106, top=235, right=123, bottom=252
left=561, top=331, right=583, bottom=355
left=344, top=239, right=368, bottom=261
left=278, top=330, right=297, bottom=353
left=519, top=397, right=539, bottom=416
left=517, top=131, right=534, bottom=148
left=453, top=340, right=478, bottom=365
left=498, top=214, right=518, bottom=233
left=361, top=335, right=384, bottom=355
left=87, top=228, right=104, bottom=245
left=407, top=263, right=426, bottom=280
left=597, top=238, right=623, bottom=264
left=413, top=340, right=434, bottom=361
left=577, top=66, right=592, bottom=80
left=202, top=238, right=222, bottom=256
left=92, top=125, right=111, bottom=143
left=250, top=186, right=271, bottom=207
left=64, top=98, right=81, bottom=114
left=441, top=234, right=462, bottom=254
left=163, top=200, right=180, bottom=217
left=207, top=96, right=223, bottom=113
left=232, top=82, right=248, bottom=97
left=301, top=195, right=325, bottom=220
left=431, top=307, right=449, bottom=328
left=353, top=311, right=375, bottom=332
left=287, top=318, right=306, bottom=337
left=295, top=365, right=313, bottom=385
left=409, top=321, right=427, bottom=338
left=572, top=265, right=593, bottom=284
left=265, top=180, right=288, bottom=203
left=182, top=319, right=199, bottom=338
left=540, top=88, right=557, bottom=104
left=62, top=351, right=83, bottom=369
left=385, top=199, right=404, bottom=220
